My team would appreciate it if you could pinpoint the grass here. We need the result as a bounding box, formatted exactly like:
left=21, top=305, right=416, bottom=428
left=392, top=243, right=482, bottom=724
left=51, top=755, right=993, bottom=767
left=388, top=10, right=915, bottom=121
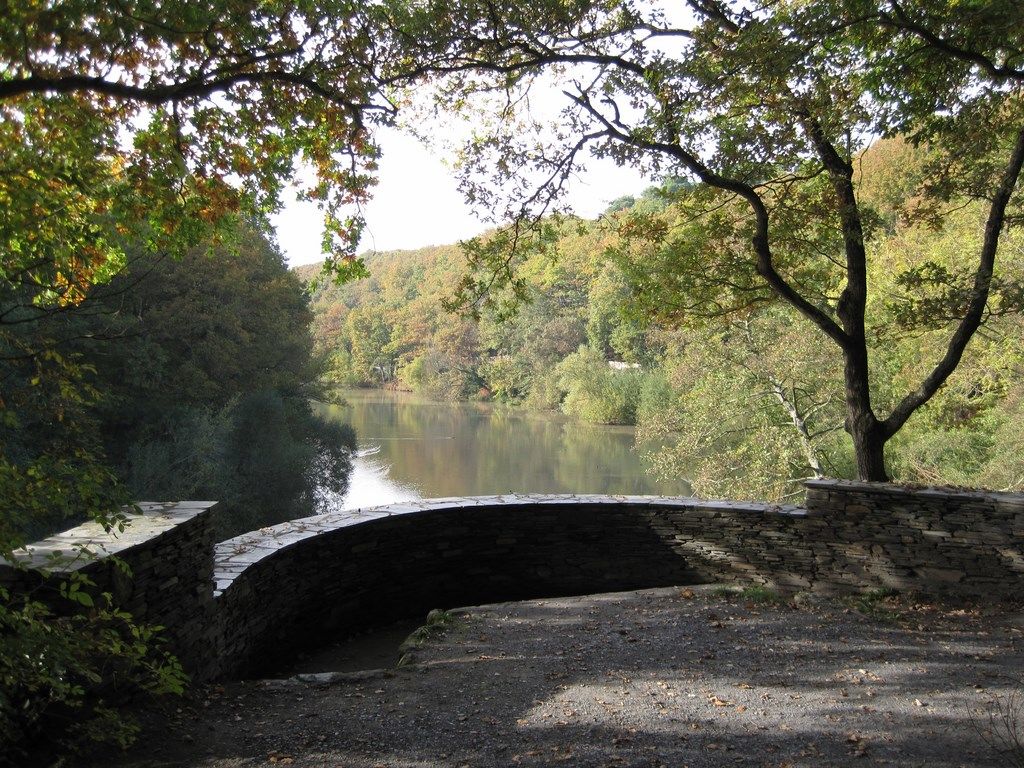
left=398, top=609, right=461, bottom=666
left=739, top=585, right=787, bottom=605
left=710, top=584, right=788, bottom=605
left=711, top=585, right=740, bottom=598
left=845, top=588, right=901, bottom=622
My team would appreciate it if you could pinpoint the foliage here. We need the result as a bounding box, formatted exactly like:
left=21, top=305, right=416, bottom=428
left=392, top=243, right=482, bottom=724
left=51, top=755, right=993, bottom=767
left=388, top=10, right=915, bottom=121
left=0, top=344, right=130, bottom=548
left=737, top=585, right=786, bottom=606
left=397, top=609, right=461, bottom=667
left=634, top=303, right=850, bottom=499
left=0, top=582, right=187, bottom=764
left=478, top=355, right=533, bottom=403
left=391, top=0, right=1024, bottom=481
left=1, top=0, right=393, bottom=296
left=125, top=393, right=355, bottom=540
left=555, top=346, right=643, bottom=425
left=84, top=222, right=357, bottom=539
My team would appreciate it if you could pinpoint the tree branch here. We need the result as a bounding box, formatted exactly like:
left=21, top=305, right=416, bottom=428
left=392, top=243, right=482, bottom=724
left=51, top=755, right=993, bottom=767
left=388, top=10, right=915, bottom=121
left=880, top=1, right=1024, bottom=83
left=883, top=124, right=1024, bottom=436
left=0, top=71, right=378, bottom=114
left=565, top=89, right=849, bottom=347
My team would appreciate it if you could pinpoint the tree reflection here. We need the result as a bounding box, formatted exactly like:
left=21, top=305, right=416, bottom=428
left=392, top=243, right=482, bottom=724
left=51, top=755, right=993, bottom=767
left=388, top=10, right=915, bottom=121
left=315, top=391, right=690, bottom=508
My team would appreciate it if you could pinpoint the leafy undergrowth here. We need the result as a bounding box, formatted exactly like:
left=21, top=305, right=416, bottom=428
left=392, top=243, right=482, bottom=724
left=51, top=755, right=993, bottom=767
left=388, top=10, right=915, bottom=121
left=844, top=588, right=903, bottom=622
left=0, top=578, right=187, bottom=767
left=398, top=609, right=462, bottom=666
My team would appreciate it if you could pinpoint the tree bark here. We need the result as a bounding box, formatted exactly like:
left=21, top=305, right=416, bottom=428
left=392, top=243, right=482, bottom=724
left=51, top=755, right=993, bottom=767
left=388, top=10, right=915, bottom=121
left=850, top=418, right=889, bottom=481
left=840, top=341, right=890, bottom=481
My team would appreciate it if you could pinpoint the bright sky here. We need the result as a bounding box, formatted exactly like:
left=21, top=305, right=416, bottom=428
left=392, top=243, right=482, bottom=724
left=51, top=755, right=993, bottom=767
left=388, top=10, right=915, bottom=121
left=272, top=127, right=655, bottom=267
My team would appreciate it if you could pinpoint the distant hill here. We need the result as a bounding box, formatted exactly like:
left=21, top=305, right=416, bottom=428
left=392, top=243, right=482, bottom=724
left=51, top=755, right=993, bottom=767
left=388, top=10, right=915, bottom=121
left=292, top=261, right=322, bottom=283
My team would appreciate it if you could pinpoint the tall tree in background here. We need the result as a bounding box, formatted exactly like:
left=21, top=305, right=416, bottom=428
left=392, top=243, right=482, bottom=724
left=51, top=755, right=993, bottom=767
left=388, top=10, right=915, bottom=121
left=0, top=5, right=379, bottom=752
left=390, top=0, right=1024, bottom=481
left=85, top=223, right=356, bottom=540
left=1, top=0, right=395, bottom=549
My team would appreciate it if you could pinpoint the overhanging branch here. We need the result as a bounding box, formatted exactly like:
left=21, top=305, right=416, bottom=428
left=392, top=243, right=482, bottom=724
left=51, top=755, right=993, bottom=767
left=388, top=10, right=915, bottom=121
left=565, top=88, right=849, bottom=347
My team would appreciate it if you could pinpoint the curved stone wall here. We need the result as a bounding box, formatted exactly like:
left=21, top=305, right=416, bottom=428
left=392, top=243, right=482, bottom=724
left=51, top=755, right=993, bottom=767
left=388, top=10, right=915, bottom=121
left=211, top=483, right=1024, bottom=677
left=212, top=495, right=807, bottom=678
left=6, top=483, right=1023, bottom=681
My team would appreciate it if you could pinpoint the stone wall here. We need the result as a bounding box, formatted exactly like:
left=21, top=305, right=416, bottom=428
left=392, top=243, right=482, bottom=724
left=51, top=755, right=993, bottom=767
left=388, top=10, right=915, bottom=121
left=211, top=482, right=1024, bottom=677
left=215, top=497, right=731, bottom=678
left=0, top=502, right=220, bottom=676
left=4, top=481, right=1023, bottom=681
left=802, top=479, right=1024, bottom=596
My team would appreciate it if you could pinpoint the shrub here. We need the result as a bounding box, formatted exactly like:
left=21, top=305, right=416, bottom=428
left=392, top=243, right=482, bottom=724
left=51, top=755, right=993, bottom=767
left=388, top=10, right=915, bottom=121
left=0, top=578, right=186, bottom=764
left=555, top=346, right=643, bottom=425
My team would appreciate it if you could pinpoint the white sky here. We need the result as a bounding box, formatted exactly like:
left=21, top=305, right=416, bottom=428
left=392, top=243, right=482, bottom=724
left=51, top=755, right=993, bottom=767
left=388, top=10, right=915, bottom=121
left=272, top=127, right=655, bottom=266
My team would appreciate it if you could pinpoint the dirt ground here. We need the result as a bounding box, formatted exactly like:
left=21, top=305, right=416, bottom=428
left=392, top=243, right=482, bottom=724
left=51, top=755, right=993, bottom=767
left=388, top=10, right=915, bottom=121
left=107, top=585, right=1024, bottom=768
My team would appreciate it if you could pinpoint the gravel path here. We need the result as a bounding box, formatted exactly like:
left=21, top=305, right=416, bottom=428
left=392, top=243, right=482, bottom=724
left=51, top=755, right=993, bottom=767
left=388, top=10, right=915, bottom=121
left=112, top=586, right=1024, bottom=767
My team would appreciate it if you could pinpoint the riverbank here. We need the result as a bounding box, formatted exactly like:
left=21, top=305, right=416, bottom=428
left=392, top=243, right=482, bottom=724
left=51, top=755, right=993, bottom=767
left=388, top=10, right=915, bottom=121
left=112, top=585, right=1024, bottom=767
left=313, top=389, right=690, bottom=510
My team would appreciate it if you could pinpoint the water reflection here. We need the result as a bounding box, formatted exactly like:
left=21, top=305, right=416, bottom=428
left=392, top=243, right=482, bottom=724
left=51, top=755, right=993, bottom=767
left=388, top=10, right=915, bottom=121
left=315, top=390, right=690, bottom=510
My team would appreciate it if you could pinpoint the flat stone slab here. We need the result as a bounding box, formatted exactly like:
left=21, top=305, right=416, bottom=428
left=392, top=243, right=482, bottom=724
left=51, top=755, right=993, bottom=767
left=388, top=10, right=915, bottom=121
left=3, top=501, right=217, bottom=572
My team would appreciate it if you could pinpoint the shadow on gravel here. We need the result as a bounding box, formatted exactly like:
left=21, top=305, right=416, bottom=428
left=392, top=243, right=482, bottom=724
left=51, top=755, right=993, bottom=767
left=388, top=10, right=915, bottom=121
left=115, top=588, right=1024, bottom=768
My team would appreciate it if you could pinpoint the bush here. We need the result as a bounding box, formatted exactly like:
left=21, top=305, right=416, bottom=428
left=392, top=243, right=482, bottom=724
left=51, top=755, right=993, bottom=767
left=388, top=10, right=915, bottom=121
left=0, top=580, right=186, bottom=764
left=523, top=368, right=564, bottom=411
left=397, top=355, right=428, bottom=391
left=555, top=346, right=643, bottom=425
left=479, top=355, right=533, bottom=403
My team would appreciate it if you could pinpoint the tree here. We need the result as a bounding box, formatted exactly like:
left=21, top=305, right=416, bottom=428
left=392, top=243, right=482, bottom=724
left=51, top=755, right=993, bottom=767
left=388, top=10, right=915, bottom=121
left=0, top=0, right=400, bottom=549
left=93, top=223, right=319, bottom=410
left=393, top=0, right=1024, bottom=481
left=71, top=222, right=356, bottom=539
left=637, top=309, right=849, bottom=500
left=556, top=345, right=643, bottom=425
left=1, top=0, right=393, bottom=296
left=1, top=8, right=385, bottom=749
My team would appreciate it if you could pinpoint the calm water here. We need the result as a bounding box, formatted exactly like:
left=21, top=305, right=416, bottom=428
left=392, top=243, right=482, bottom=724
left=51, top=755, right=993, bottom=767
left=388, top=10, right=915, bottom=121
left=314, top=389, right=691, bottom=510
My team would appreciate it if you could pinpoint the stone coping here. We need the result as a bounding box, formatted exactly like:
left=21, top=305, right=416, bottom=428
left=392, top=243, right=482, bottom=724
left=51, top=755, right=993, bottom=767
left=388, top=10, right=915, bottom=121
left=3, top=501, right=218, bottom=572
left=805, top=478, right=1024, bottom=505
left=212, top=494, right=804, bottom=596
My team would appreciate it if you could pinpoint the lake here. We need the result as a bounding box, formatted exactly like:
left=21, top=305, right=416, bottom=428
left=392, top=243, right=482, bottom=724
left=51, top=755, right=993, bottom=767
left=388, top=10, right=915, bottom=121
left=313, top=389, right=691, bottom=511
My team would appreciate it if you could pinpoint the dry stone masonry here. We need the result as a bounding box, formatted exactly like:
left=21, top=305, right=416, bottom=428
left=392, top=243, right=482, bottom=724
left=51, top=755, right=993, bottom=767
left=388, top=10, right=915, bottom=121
left=3, top=481, right=1023, bottom=680
left=0, top=502, right=219, bottom=674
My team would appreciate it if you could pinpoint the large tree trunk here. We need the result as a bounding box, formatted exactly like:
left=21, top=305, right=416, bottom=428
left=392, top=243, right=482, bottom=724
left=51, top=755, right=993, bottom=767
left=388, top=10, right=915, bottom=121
left=848, top=415, right=889, bottom=481
left=842, top=342, right=890, bottom=482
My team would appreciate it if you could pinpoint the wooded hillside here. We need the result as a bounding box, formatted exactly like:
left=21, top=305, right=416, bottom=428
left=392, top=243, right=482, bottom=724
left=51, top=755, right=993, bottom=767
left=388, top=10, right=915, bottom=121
left=302, top=140, right=1024, bottom=502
